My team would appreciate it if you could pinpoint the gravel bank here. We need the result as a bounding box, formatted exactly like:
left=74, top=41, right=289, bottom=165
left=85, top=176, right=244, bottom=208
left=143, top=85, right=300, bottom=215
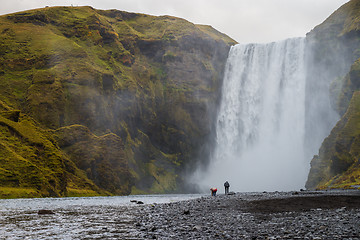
left=134, top=190, right=360, bottom=239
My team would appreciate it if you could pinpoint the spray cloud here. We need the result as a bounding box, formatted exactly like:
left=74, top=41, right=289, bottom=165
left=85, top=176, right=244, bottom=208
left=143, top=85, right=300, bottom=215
left=193, top=38, right=317, bottom=192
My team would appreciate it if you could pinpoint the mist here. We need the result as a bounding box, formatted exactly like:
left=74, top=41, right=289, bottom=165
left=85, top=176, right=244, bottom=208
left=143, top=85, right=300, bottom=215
left=191, top=35, right=346, bottom=192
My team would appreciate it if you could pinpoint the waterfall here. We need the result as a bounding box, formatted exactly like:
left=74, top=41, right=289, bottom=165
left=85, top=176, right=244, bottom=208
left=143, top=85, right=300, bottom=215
left=196, top=38, right=309, bottom=192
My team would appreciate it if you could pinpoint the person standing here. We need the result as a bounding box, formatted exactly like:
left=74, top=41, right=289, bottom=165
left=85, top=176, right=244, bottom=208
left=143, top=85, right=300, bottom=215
left=224, top=181, right=230, bottom=194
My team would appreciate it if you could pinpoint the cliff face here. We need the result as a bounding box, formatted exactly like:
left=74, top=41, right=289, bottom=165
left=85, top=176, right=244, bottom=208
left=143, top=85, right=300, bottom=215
left=0, top=104, right=106, bottom=198
left=306, top=0, right=360, bottom=189
left=306, top=91, right=360, bottom=189
left=0, top=6, right=236, bottom=197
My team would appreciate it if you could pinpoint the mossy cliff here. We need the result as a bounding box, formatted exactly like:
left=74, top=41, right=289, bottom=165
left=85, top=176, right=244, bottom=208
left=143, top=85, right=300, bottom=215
left=306, top=0, right=360, bottom=189
left=0, top=103, right=105, bottom=198
left=306, top=92, right=360, bottom=189
left=0, top=6, right=236, bottom=197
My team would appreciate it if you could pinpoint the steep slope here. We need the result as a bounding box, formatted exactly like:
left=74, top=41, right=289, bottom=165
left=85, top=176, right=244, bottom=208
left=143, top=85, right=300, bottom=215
left=0, top=6, right=235, bottom=197
left=0, top=103, right=105, bottom=198
left=306, top=0, right=360, bottom=189
left=54, top=125, right=133, bottom=195
left=306, top=91, right=360, bottom=189
left=306, top=0, right=360, bottom=115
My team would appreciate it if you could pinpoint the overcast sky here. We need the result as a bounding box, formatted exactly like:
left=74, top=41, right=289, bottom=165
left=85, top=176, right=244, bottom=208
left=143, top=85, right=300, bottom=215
left=0, top=0, right=349, bottom=43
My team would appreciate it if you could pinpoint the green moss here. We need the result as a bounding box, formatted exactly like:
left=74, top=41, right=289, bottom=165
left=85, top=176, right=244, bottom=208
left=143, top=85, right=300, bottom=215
left=147, top=161, right=177, bottom=193
left=130, top=186, right=147, bottom=195
left=307, top=91, right=360, bottom=189
left=340, top=0, right=360, bottom=35
left=54, top=125, right=133, bottom=195
left=0, top=187, right=39, bottom=199
left=0, top=112, right=103, bottom=198
left=322, top=162, right=360, bottom=189
left=66, top=188, right=101, bottom=197
left=197, top=25, right=237, bottom=45
left=335, top=58, right=360, bottom=115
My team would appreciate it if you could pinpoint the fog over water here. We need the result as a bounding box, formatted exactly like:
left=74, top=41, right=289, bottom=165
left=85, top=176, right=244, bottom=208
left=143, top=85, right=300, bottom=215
left=193, top=38, right=337, bottom=192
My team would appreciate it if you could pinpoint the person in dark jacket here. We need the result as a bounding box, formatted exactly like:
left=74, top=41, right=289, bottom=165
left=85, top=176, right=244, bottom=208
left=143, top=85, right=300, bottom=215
left=224, top=181, right=230, bottom=194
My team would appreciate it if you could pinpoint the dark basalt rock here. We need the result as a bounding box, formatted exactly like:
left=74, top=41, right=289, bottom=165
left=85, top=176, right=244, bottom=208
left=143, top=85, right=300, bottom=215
left=38, top=209, right=55, bottom=215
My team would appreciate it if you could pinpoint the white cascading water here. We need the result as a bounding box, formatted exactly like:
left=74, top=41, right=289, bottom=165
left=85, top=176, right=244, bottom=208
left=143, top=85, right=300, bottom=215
left=196, top=38, right=308, bottom=192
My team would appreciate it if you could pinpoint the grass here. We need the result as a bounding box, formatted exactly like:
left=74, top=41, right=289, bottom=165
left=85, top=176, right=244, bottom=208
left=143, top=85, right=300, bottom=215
left=0, top=112, right=103, bottom=198
left=66, top=188, right=101, bottom=197
left=147, top=161, right=177, bottom=193
left=0, top=187, right=38, bottom=199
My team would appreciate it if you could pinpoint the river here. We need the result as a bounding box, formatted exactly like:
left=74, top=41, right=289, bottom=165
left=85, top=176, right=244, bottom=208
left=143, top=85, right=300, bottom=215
left=0, top=194, right=203, bottom=239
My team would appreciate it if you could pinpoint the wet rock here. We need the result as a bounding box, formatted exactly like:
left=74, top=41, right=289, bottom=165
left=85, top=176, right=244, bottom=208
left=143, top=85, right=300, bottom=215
left=134, top=191, right=360, bottom=239
left=192, top=225, right=201, bottom=231
left=136, top=201, right=144, bottom=204
left=38, top=209, right=55, bottom=215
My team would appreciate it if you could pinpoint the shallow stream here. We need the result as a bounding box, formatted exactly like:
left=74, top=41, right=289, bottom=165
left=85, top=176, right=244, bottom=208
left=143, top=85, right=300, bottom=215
left=0, top=194, right=203, bottom=239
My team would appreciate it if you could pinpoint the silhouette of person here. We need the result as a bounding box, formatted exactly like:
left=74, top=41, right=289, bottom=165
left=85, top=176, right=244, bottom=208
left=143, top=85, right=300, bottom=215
left=224, top=181, right=230, bottom=194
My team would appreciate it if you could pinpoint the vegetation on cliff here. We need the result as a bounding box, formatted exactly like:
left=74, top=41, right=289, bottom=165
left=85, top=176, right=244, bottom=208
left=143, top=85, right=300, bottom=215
left=0, top=103, right=104, bottom=198
left=306, top=0, right=360, bottom=189
left=306, top=91, right=360, bottom=189
left=0, top=6, right=235, bottom=197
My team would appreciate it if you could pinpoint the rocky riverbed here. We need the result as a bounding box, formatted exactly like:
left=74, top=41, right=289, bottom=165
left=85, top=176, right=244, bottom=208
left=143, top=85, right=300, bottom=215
left=134, top=190, right=360, bottom=239
left=1, top=191, right=360, bottom=239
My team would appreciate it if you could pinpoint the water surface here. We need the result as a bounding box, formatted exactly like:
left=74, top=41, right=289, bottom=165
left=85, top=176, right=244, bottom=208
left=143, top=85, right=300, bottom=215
left=0, top=194, right=203, bottom=239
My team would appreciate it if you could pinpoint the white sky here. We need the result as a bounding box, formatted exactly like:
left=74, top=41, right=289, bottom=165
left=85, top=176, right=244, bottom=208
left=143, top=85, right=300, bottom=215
left=0, top=0, right=349, bottom=43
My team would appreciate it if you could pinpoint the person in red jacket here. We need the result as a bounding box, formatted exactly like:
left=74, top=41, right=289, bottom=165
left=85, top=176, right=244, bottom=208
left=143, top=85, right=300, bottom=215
left=210, top=187, right=217, bottom=196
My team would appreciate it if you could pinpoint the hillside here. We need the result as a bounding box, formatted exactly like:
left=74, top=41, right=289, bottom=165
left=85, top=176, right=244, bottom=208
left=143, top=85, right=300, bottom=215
left=306, top=0, right=360, bottom=189
left=0, top=6, right=236, bottom=197
left=0, top=103, right=106, bottom=198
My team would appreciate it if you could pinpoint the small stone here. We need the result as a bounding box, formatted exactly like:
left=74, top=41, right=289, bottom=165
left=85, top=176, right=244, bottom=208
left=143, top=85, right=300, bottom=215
left=184, top=209, right=190, bottom=215
left=336, top=207, right=346, bottom=212
left=193, top=225, right=201, bottom=231
left=137, top=201, right=144, bottom=204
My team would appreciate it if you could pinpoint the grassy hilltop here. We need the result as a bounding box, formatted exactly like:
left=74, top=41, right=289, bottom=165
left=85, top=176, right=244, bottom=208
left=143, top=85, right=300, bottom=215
left=0, top=6, right=236, bottom=198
